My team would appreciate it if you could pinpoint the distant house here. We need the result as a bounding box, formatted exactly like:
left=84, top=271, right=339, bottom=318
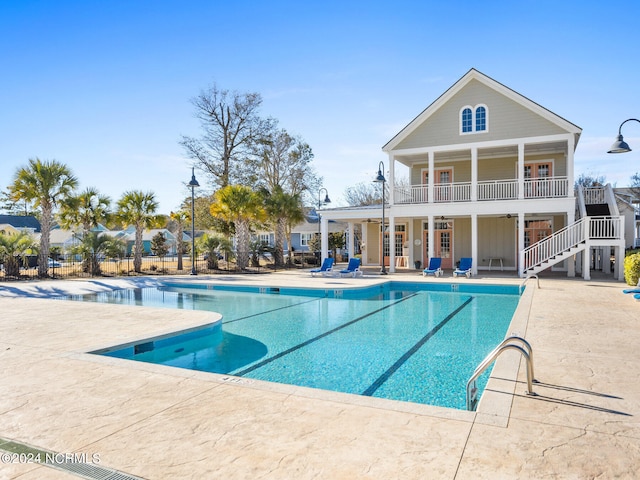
left=0, top=215, right=41, bottom=234
left=114, top=227, right=180, bottom=256
left=614, top=187, right=640, bottom=249
left=0, top=224, right=21, bottom=236
left=49, top=228, right=81, bottom=253
left=254, top=210, right=348, bottom=256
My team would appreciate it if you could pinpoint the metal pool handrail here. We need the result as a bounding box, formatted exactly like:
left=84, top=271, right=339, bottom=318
left=466, top=335, right=536, bottom=411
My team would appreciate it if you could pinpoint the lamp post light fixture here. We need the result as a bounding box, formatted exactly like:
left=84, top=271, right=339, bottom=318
left=317, top=187, right=331, bottom=260
left=188, top=167, right=200, bottom=275
left=373, top=161, right=387, bottom=275
left=607, top=118, right=640, bottom=154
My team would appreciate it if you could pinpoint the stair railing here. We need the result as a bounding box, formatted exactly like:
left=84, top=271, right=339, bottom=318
left=521, top=217, right=586, bottom=273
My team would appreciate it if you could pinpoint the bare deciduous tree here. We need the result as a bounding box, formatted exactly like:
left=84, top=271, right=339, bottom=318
left=180, top=83, right=268, bottom=189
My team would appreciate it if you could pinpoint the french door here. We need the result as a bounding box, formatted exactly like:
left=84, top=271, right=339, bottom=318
left=382, top=225, right=406, bottom=267
left=524, top=162, right=552, bottom=198
left=423, top=168, right=454, bottom=202
left=424, top=220, right=453, bottom=270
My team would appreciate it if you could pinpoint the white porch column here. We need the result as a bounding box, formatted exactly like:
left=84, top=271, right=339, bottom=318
left=428, top=150, right=435, bottom=203
left=471, top=214, right=478, bottom=275
left=566, top=134, right=575, bottom=196
left=388, top=154, right=395, bottom=205
left=389, top=215, right=396, bottom=273
left=567, top=210, right=576, bottom=277
left=321, top=217, right=329, bottom=260
left=428, top=216, right=435, bottom=259
left=582, top=244, right=591, bottom=280
left=348, top=221, right=355, bottom=263
left=361, top=222, right=369, bottom=266
left=518, top=142, right=525, bottom=200
left=471, top=147, right=478, bottom=201
left=518, top=212, right=525, bottom=277
left=408, top=219, right=414, bottom=268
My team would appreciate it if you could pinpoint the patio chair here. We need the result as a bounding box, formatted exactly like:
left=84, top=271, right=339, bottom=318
left=310, top=258, right=334, bottom=277
left=422, top=257, right=443, bottom=277
left=339, top=258, right=363, bottom=277
left=453, top=257, right=473, bottom=278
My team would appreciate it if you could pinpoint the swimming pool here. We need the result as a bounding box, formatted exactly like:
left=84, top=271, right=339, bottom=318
left=80, top=282, right=521, bottom=410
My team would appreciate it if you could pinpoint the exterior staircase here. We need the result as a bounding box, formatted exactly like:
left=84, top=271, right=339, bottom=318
left=520, top=184, right=624, bottom=278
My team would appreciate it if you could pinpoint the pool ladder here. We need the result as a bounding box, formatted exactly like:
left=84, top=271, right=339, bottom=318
left=466, top=335, right=536, bottom=411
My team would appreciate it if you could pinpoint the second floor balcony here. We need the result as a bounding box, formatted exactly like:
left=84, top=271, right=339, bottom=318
left=394, top=176, right=569, bottom=204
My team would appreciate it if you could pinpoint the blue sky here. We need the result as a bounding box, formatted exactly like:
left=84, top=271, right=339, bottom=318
left=2, top=0, right=639, bottom=213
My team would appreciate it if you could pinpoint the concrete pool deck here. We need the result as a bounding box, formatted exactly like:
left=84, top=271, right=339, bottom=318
left=0, top=271, right=639, bottom=479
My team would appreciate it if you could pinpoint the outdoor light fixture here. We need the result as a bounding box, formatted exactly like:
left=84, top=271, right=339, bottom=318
left=608, top=118, right=640, bottom=153
left=317, top=187, right=331, bottom=258
left=373, top=161, right=387, bottom=275
left=188, top=167, right=200, bottom=275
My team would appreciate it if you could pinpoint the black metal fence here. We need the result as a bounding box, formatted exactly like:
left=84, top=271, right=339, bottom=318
left=0, top=252, right=323, bottom=282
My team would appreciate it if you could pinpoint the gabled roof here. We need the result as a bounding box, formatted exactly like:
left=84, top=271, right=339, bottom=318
left=383, top=68, right=582, bottom=152
left=0, top=215, right=41, bottom=232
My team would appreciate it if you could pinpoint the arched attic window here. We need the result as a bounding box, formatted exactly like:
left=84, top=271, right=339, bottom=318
left=461, top=107, right=473, bottom=133
left=475, top=105, right=486, bottom=131
left=460, top=104, right=488, bottom=134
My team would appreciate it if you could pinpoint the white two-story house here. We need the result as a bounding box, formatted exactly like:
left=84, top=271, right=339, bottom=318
left=320, top=69, right=625, bottom=280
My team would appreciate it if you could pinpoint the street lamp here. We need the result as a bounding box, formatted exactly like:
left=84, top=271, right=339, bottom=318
left=188, top=167, right=199, bottom=275
left=607, top=118, right=640, bottom=153
left=317, top=187, right=331, bottom=260
left=373, top=161, right=387, bottom=275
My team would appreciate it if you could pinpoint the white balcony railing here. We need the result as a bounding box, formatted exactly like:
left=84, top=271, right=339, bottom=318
left=477, top=179, right=518, bottom=201
left=582, top=186, right=607, bottom=204
left=433, top=182, right=471, bottom=203
left=523, top=176, right=569, bottom=198
left=394, top=176, right=569, bottom=204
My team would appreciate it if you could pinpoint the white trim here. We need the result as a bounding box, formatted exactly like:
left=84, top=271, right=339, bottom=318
left=389, top=132, right=575, bottom=157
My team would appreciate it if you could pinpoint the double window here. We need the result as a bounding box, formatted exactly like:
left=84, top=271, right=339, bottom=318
left=300, top=233, right=313, bottom=247
left=460, top=104, right=488, bottom=134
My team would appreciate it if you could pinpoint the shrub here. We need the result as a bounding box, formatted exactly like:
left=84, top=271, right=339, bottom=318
left=623, top=252, right=640, bottom=286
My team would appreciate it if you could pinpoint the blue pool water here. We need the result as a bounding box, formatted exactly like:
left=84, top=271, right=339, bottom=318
left=75, top=282, right=521, bottom=410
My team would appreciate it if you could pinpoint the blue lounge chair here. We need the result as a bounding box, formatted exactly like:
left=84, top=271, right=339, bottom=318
left=339, top=258, right=363, bottom=277
left=453, top=257, right=473, bottom=278
left=310, top=258, right=334, bottom=276
left=623, top=288, right=640, bottom=294
left=422, top=257, right=443, bottom=277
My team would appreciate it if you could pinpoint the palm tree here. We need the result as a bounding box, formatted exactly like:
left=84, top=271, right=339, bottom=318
left=116, top=191, right=160, bottom=273
left=71, top=231, right=124, bottom=276
left=59, top=187, right=111, bottom=232
left=169, top=210, right=189, bottom=271
left=0, top=231, right=38, bottom=277
left=262, top=187, right=305, bottom=267
left=198, top=233, right=232, bottom=270
left=59, top=187, right=111, bottom=271
left=209, top=185, right=266, bottom=270
left=8, top=158, right=78, bottom=277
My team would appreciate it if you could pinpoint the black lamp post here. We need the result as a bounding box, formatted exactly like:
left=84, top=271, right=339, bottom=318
left=374, top=161, right=387, bottom=275
left=317, top=187, right=331, bottom=259
left=608, top=118, right=640, bottom=153
left=188, top=167, right=199, bottom=275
